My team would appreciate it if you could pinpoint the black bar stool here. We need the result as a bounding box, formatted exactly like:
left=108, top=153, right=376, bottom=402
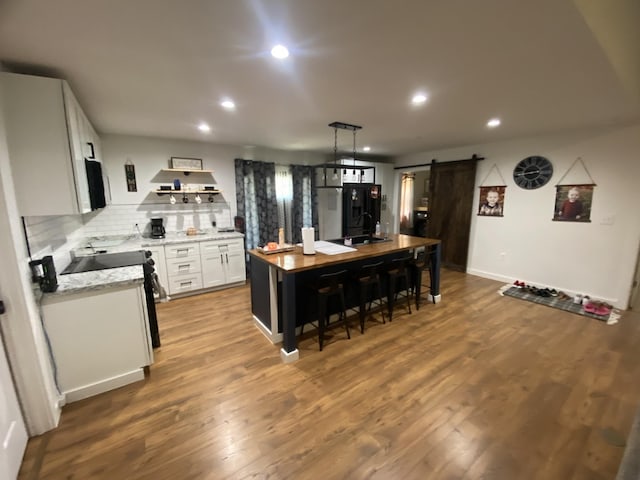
left=410, top=248, right=434, bottom=310
left=355, top=261, right=386, bottom=333
left=384, top=255, right=413, bottom=321
left=302, top=269, right=350, bottom=351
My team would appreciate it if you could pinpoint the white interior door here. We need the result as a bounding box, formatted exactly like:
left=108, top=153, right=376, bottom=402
left=0, top=326, right=28, bottom=480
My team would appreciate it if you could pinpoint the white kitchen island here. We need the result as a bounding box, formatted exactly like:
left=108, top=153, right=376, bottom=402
left=40, top=266, right=153, bottom=404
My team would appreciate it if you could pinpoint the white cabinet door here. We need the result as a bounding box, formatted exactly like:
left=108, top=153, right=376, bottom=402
left=200, top=241, right=226, bottom=288
left=1, top=73, right=86, bottom=215
left=165, top=243, right=200, bottom=259
left=224, top=240, right=247, bottom=283
left=164, top=242, right=202, bottom=295
left=62, top=82, right=91, bottom=213
left=167, top=274, right=203, bottom=295
left=166, top=256, right=201, bottom=276
left=41, top=284, right=152, bottom=403
left=201, top=238, right=246, bottom=286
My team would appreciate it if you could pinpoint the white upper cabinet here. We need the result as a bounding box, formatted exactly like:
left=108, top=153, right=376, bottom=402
left=1, top=72, right=100, bottom=216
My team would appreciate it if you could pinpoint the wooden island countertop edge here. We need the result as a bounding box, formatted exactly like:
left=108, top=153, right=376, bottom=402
left=248, top=234, right=440, bottom=273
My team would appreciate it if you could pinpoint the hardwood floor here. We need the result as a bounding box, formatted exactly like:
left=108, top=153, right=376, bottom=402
left=19, top=270, right=640, bottom=479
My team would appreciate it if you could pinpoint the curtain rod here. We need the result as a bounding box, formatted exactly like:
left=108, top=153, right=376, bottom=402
left=393, top=154, right=485, bottom=170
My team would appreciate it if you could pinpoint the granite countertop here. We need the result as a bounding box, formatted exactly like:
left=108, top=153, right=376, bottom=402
left=47, top=230, right=244, bottom=298
left=43, top=266, right=145, bottom=299
left=140, top=230, right=243, bottom=247
left=73, top=231, right=244, bottom=256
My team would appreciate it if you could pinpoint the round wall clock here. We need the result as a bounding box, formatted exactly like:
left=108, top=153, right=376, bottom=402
left=513, top=156, right=553, bottom=189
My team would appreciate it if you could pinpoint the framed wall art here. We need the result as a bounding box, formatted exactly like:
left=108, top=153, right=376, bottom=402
left=170, top=157, right=203, bottom=170
left=553, top=185, right=593, bottom=222
left=478, top=186, right=505, bottom=217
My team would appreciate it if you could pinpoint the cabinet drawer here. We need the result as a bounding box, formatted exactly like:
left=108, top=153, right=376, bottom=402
left=166, top=256, right=201, bottom=276
left=165, top=243, right=200, bottom=259
left=168, top=274, right=203, bottom=295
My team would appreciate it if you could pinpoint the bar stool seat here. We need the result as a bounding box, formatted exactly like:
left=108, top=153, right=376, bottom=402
left=384, top=256, right=413, bottom=321
left=302, top=269, right=350, bottom=351
left=410, top=248, right=434, bottom=310
left=355, top=261, right=386, bottom=333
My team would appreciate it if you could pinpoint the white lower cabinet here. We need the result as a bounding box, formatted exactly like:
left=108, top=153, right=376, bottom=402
left=148, top=237, right=246, bottom=299
left=164, top=242, right=203, bottom=295
left=201, top=238, right=246, bottom=287
left=41, top=284, right=153, bottom=403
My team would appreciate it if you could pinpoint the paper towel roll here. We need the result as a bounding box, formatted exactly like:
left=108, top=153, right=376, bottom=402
left=302, top=227, right=315, bottom=255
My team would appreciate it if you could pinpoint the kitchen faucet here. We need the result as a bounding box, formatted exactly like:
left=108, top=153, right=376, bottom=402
left=357, top=212, right=373, bottom=241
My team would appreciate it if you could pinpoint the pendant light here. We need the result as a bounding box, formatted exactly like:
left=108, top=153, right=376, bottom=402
left=332, top=127, right=339, bottom=180
left=352, top=130, right=357, bottom=176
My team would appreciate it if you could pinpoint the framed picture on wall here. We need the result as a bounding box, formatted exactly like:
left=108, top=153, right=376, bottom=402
left=477, top=186, right=505, bottom=217
left=552, top=185, right=594, bottom=222
left=170, top=157, right=203, bottom=170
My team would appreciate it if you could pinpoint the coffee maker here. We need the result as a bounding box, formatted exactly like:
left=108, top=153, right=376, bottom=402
left=29, top=255, right=58, bottom=293
left=150, top=218, right=166, bottom=239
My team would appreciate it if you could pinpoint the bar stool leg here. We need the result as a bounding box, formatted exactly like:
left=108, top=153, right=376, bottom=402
left=339, top=288, right=350, bottom=339
left=403, top=271, right=412, bottom=314
left=318, top=294, right=326, bottom=351
left=387, top=279, right=395, bottom=322
left=375, top=280, right=386, bottom=324
left=359, top=283, right=368, bottom=333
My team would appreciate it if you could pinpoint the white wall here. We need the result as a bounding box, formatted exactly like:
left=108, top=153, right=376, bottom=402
left=101, top=134, right=324, bottom=212
left=101, top=134, right=398, bottom=240
left=395, top=123, right=640, bottom=309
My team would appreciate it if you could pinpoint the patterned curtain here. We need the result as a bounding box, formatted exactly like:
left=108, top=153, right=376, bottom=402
left=234, top=159, right=278, bottom=251
left=291, top=164, right=318, bottom=244
left=275, top=165, right=293, bottom=243
left=400, top=172, right=415, bottom=232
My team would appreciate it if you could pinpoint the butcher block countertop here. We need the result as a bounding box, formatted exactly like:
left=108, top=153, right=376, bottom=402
left=248, top=234, right=440, bottom=273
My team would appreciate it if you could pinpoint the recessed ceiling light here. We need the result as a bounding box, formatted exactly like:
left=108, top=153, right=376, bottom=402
left=198, top=122, right=211, bottom=133
left=362, top=146, right=371, bottom=152
left=411, top=93, right=428, bottom=105
left=220, top=100, right=235, bottom=110
left=487, top=118, right=501, bottom=128
left=271, top=44, right=289, bottom=59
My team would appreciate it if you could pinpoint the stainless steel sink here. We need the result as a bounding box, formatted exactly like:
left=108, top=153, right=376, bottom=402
left=327, top=235, right=391, bottom=246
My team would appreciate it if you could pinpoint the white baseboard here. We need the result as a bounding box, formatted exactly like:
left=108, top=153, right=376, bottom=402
left=253, top=315, right=279, bottom=343
left=63, top=369, right=145, bottom=404
left=280, top=348, right=299, bottom=363
left=466, top=268, right=513, bottom=284
left=468, top=268, right=623, bottom=309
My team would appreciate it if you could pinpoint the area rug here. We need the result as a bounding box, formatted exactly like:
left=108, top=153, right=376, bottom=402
left=498, top=285, right=621, bottom=325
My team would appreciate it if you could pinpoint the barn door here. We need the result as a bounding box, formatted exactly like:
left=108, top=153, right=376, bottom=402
left=427, top=160, right=478, bottom=271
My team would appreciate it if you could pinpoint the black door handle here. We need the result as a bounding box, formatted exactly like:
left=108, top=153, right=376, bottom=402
left=0, top=300, right=5, bottom=315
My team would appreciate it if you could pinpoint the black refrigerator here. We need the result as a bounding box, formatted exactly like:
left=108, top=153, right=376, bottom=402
left=342, top=183, right=382, bottom=237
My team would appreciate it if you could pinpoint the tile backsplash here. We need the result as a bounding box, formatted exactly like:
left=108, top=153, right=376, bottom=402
left=24, top=202, right=233, bottom=270
left=24, top=215, right=84, bottom=270
left=82, top=202, right=233, bottom=237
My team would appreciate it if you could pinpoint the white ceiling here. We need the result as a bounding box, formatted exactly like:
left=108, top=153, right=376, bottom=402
left=0, top=0, right=639, bottom=157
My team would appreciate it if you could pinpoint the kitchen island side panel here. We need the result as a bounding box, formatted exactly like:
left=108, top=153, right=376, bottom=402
left=250, top=256, right=272, bottom=329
